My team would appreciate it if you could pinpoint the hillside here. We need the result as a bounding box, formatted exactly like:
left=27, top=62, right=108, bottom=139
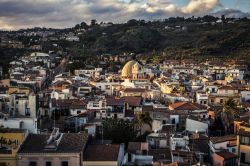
left=75, top=17, right=250, bottom=60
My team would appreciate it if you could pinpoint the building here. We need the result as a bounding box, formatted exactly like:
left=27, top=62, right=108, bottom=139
left=83, top=144, right=125, bottom=166
left=209, top=135, right=238, bottom=154
left=235, top=122, right=250, bottom=165
left=212, top=151, right=238, bottom=166
left=0, top=128, right=28, bottom=166
left=124, top=142, right=153, bottom=166
left=0, top=66, right=3, bottom=78
left=8, top=92, right=38, bottom=118
left=121, top=60, right=144, bottom=79
left=169, top=102, right=208, bottom=120
left=0, top=113, right=38, bottom=133
left=209, top=135, right=238, bottom=165
left=105, top=97, right=125, bottom=119
left=75, top=68, right=102, bottom=79
left=196, top=91, right=208, bottom=106
left=17, top=128, right=88, bottom=166
left=185, top=116, right=208, bottom=133
left=208, top=85, right=241, bottom=106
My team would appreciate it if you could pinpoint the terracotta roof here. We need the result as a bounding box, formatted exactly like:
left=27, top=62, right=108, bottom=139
left=142, top=105, right=153, bottom=112
left=123, top=96, right=141, bottom=107
left=210, top=135, right=237, bottom=144
left=18, top=133, right=88, bottom=153
left=106, top=97, right=125, bottom=106
left=123, top=88, right=147, bottom=93
left=83, top=144, right=120, bottom=161
left=239, top=129, right=250, bottom=137
left=54, top=99, right=87, bottom=109
left=69, top=100, right=88, bottom=109
left=160, top=124, right=175, bottom=134
left=218, top=85, right=237, bottom=90
left=148, top=148, right=172, bottom=162
left=77, top=110, right=95, bottom=117
left=169, top=102, right=207, bottom=110
left=216, top=151, right=238, bottom=159
left=128, top=142, right=141, bottom=152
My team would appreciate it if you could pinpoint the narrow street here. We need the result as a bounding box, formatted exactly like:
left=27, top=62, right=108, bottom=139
left=41, top=57, right=69, bottom=90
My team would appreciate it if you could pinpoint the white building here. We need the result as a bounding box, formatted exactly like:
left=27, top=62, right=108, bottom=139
left=185, top=117, right=208, bottom=133
left=241, top=90, right=250, bottom=102
left=209, top=135, right=238, bottom=156
left=0, top=114, right=38, bottom=133
left=196, top=91, right=208, bottom=105
left=8, top=93, right=38, bottom=118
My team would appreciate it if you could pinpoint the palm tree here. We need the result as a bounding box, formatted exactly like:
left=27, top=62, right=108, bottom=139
left=135, top=111, right=152, bottom=136
left=223, top=98, right=238, bottom=134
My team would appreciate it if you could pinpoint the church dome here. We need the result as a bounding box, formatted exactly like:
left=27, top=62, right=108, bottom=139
left=132, top=62, right=141, bottom=70
left=121, top=60, right=137, bottom=78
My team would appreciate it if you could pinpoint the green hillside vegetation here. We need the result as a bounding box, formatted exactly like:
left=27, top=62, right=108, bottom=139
left=75, top=17, right=250, bottom=61
left=1, top=16, right=250, bottom=76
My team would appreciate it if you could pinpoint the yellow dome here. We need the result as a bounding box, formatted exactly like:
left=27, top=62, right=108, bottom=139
left=132, top=62, right=141, bottom=70
left=121, top=60, right=137, bottom=78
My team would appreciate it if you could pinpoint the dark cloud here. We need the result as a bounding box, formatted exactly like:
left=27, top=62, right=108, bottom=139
left=0, top=1, right=58, bottom=17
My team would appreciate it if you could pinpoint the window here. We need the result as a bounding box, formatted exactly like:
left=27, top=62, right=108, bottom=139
left=0, top=162, right=7, bottom=166
left=220, top=99, right=224, bottom=104
left=159, top=154, right=166, bottom=158
left=29, top=161, right=37, bottom=166
left=241, top=152, right=246, bottom=163
left=240, top=136, right=250, bottom=145
left=25, top=108, right=31, bottom=116
left=46, top=161, right=52, bottom=166
left=204, top=101, right=207, bottom=104
left=61, top=161, right=68, bottom=166
left=232, top=148, right=236, bottom=153
left=172, top=118, right=176, bottom=124
left=154, top=140, right=160, bottom=149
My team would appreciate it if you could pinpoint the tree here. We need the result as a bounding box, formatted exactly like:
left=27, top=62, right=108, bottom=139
left=135, top=111, right=152, bottom=136
left=102, top=119, right=137, bottom=144
left=80, top=21, right=88, bottom=29
left=223, top=98, right=238, bottom=134
left=74, top=24, right=80, bottom=29
left=90, top=19, right=97, bottom=27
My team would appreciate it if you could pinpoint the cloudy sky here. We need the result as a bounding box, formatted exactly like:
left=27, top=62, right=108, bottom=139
left=0, top=0, right=249, bottom=30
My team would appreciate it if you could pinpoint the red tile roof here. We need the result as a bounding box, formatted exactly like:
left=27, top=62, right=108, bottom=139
left=54, top=99, right=88, bottom=109
left=123, top=88, right=147, bottom=93
left=169, top=102, right=207, bottom=110
left=218, top=85, right=237, bottom=90
left=83, top=144, right=120, bottom=161
left=123, top=96, right=141, bottom=107
left=216, top=151, right=238, bottom=159
left=106, top=97, right=125, bottom=106
left=210, top=135, right=237, bottom=144
left=106, top=96, right=142, bottom=107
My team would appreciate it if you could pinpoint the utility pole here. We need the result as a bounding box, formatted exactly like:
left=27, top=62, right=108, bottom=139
left=53, top=110, right=55, bottom=129
left=101, top=124, right=103, bottom=144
